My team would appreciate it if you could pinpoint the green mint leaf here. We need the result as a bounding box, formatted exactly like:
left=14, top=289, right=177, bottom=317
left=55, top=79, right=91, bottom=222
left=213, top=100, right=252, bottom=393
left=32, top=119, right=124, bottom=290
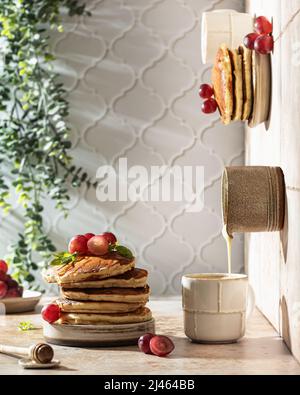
left=18, top=321, right=36, bottom=331
left=50, top=251, right=77, bottom=266
left=114, top=245, right=133, bottom=259
left=49, top=258, right=62, bottom=266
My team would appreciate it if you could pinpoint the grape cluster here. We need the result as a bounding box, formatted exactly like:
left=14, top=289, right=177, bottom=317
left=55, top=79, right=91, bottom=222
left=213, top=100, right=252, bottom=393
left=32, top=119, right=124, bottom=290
left=68, top=232, right=117, bottom=256
left=0, top=260, right=23, bottom=299
left=138, top=333, right=175, bottom=357
left=198, top=84, right=218, bottom=114
left=244, top=16, right=273, bottom=54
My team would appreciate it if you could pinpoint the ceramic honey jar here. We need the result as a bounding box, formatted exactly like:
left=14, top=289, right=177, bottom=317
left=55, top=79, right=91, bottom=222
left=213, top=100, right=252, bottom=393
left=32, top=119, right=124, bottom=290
left=222, top=166, right=285, bottom=235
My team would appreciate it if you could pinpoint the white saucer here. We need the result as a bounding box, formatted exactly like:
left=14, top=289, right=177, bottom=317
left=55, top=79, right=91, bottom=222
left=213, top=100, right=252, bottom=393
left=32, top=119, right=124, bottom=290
left=248, top=51, right=272, bottom=128
left=0, top=290, right=42, bottom=314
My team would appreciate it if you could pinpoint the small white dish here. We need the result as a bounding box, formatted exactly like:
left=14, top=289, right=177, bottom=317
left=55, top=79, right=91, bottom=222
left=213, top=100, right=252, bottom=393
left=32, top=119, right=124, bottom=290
left=0, top=290, right=42, bottom=314
left=19, top=358, right=60, bottom=369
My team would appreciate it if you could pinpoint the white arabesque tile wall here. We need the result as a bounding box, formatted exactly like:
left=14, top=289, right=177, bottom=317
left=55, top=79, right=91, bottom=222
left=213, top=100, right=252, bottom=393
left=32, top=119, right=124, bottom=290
left=0, top=0, right=245, bottom=295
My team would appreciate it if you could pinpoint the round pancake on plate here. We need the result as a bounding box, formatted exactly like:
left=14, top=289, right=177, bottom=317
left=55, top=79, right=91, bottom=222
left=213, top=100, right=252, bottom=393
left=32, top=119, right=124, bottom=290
left=55, top=252, right=135, bottom=284
left=212, top=44, right=233, bottom=125
left=229, top=49, right=243, bottom=121
left=56, top=297, right=144, bottom=314
left=61, top=268, right=148, bottom=289
left=239, top=45, right=253, bottom=120
left=61, top=285, right=150, bottom=304
left=58, top=307, right=152, bottom=325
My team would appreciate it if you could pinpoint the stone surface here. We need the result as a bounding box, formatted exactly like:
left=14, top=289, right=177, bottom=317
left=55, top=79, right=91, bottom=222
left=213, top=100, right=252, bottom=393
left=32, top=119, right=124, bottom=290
left=0, top=298, right=299, bottom=375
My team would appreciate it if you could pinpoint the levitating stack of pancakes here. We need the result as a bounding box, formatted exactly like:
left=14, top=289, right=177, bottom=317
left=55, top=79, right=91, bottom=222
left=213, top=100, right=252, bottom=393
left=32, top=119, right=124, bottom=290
left=212, top=44, right=253, bottom=125
left=44, top=253, right=152, bottom=325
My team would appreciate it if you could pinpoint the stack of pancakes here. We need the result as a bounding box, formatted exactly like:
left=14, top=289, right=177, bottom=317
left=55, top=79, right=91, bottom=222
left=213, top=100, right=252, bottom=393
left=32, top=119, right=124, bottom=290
left=212, top=44, right=253, bottom=125
left=44, top=252, right=152, bottom=325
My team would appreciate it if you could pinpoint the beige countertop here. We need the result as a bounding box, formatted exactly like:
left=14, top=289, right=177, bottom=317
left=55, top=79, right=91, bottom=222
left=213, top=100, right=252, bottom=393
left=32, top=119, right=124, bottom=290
left=0, top=297, right=299, bottom=375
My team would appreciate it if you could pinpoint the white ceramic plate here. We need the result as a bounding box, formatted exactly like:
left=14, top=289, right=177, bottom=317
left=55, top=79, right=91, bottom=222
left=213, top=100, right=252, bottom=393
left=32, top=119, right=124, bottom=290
left=0, top=290, right=42, bottom=314
left=43, top=318, right=156, bottom=347
left=248, top=51, right=272, bottom=128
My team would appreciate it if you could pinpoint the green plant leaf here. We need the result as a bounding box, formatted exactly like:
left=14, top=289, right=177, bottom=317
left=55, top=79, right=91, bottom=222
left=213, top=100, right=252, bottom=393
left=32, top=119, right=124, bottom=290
left=109, top=245, right=134, bottom=259
left=0, top=0, right=92, bottom=290
left=18, top=321, right=37, bottom=331
left=50, top=251, right=77, bottom=266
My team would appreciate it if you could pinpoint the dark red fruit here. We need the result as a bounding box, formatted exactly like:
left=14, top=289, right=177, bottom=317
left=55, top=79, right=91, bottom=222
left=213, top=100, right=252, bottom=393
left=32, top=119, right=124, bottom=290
left=201, top=98, right=218, bottom=114
left=5, top=287, right=22, bottom=298
left=68, top=235, right=88, bottom=255
left=0, top=272, right=8, bottom=282
left=199, top=84, right=214, bottom=99
left=6, top=277, right=18, bottom=288
left=254, top=16, right=273, bottom=35
left=0, top=260, right=8, bottom=273
left=254, top=34, right=274, bottom=54
left=0, top=281, right=8, bottom=299
left=41, top=304, right=61, bottom=324
left=102, top=232, right=117, bottom=245
left=243, top=32, right=260, bottom=50
left=83, top=233, right=95, bottom=241
left=138, top=333, right=155, bottom=354
left=87, top=235, right=109, bottom=256
left=149, top=335, right=175, bottom=357
left=18, top=286, right=24, bottom=297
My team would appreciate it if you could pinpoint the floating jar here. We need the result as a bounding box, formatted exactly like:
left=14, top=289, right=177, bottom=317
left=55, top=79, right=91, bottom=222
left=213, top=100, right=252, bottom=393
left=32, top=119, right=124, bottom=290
left=222, top=166, right=285, bottom=235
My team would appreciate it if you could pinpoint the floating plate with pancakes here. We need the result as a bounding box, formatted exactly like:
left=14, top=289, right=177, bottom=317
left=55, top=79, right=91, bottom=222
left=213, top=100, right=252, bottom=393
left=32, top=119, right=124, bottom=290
left=42, top=251, right=155, bottom=347
left=212, top=44, right=271, bottom=127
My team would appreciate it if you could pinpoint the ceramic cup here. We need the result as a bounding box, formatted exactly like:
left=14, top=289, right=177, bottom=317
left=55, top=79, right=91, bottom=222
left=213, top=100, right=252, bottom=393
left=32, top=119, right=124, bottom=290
left=182, top=273, right=255, bottom=343
left=201, top=10, right=253, bottom=64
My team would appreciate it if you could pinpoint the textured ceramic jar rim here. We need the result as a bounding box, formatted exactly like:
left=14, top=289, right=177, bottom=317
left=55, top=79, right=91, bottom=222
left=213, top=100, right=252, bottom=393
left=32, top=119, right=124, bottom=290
left=182, top=273, right=248, bottom=282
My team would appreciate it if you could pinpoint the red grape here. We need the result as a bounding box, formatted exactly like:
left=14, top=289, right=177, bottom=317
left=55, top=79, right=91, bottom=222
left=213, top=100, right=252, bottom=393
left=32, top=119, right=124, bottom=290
left=0, top=271, right=8, bottom=282
left=201, top=98, right=218, bottom=114
left=6, top=276, right=18, bottom=288
left=243, top=32, right=260, bottom=50
left=254, top=34, right=274, bottom=54
left=0, top=281, right=8, bottom=299
left=0, top=260, right=8, bottom=273
left=254, top=16, right=273, bottom=34
left=84, top=233, right=95, bottom=241
left=5, top=287, right=22, bottom=298
left=149, top=335, right=175, bottom=357
left=199, top=84, right=214, bottom=99
left=138, top=333, right=155, bottom=354
left=87, top=235, right=109, bottom=256
left=68, top=235, right=88, bottom=255
left=41, top=304, right=61, bottom=323
left=102, top=232, right=117, bottom=245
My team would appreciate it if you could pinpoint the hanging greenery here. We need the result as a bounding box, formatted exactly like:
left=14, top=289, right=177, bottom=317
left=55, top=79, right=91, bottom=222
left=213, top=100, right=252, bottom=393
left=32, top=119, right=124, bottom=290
left=0, top=0, right=91, bottom=289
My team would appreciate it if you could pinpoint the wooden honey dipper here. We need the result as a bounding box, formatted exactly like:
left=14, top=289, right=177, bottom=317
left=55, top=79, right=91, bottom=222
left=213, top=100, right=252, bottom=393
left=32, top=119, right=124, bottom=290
left=0, top=342, right=56, bottom=365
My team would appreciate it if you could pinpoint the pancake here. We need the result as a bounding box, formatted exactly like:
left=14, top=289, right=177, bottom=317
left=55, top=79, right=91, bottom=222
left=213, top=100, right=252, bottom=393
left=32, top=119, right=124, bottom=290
left=229, top=49, right=243, bottom=121
left=56, top=297, right=144, bottom=314
left=61, top=285, right=150, bottom=303
left=212, top=44, right=233, bottom=125
left=239, top=45, right=253, bottom=120
left=55, top=252, right=135, bottom=284
left=58, top=307, right=152, bottom=325
left=61, top=268, right=148, bottom=289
